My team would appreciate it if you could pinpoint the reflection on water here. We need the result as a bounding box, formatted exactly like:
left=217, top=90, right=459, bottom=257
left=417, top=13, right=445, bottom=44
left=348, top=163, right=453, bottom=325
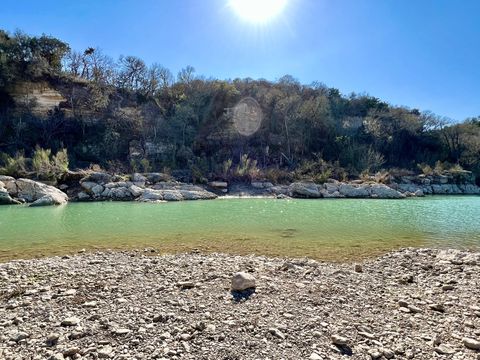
left=0, top=196, right=479, bottom=261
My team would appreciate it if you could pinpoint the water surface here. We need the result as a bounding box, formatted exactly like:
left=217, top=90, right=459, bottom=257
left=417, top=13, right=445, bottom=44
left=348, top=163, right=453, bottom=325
left=0, top=197, right=479, bottom=261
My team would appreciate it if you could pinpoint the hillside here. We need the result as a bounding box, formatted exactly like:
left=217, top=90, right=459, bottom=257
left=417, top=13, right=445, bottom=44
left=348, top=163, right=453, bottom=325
left=0, top=29, right=479, bottom=184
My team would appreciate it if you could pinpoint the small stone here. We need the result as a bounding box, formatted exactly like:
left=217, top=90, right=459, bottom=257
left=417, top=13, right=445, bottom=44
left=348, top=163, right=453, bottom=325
left=63, top=289, right=76, bottom=296
left=46, top=333, right=60, bottom=346
left=177, top=281, right=195, bottom=289
left=331, top=334, right=348, bottom=346
left=434, top=344, right=456, bottom=355
left=382, top=348, right=395, bottom=359
left=407, top=304, right=422, bottom=313
left=463, top=337, right=480, bottom=350
left=10, top=331, right=29, bottom=342
left=268, top=328, right=285, bottom=340
left=442, top=284, right=455, bottom=291
left=98, top=345, right=113, bottom=358
left=62, top=347, right=80, bottom=357
left=48, top=354, right=64, bottom=360
left=205, top=324, right=216, bottom=333
left=113, top=328, right=131, bottom=335
left=83, top=301, right=97, bottom=307
left=399, top=274, right=414, bottom=284
left=354, top=264, right=363, bottom=273
left=310, top=353, right=323, bottom=360
left=61, top=317, right=80, bottom=326
left=429, top=304, right=445, bottom=312
left=160, top=332, right=172, bottom=340
left=231, top=272, right=256, bottom=291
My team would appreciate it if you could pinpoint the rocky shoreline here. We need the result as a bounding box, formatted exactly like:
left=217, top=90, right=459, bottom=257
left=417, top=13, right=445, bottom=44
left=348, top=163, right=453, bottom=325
left=0, top=248, right=479, bottom=359
left=1, top=170, right=479, bottom=206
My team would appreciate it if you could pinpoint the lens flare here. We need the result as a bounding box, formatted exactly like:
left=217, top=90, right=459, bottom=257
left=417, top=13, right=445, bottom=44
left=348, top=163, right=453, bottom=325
left=229, top=0, right=288, bottom=24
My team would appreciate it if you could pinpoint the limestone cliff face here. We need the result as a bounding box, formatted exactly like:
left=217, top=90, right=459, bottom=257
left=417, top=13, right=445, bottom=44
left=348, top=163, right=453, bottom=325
left=7, top=81, right=66, bottom=114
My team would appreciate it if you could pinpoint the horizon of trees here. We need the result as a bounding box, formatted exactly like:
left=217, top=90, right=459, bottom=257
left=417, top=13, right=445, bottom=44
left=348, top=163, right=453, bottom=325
left=1, top=29, right=479, bottom=184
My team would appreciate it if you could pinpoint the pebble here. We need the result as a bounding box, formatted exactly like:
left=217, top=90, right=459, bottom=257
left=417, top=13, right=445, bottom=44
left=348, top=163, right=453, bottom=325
left=269, top=328, right=286, bottom=340
left=331, top=334, right=348, bottom=346
left=463, top=337, right=480, bottom=350
left=434, top=344, right=456, bottom=355
left=61, top=317, right=80, bottom=326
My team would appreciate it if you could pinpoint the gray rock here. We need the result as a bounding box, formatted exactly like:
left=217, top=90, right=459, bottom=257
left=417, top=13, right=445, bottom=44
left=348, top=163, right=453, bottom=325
left=289, top=182, right=321, bottom=198
left=208, top=181, right=228, bottom=189
left=15, top=178, right=68, bottom=205
left=331, top=334, right=348, bottom=346
left=434, top=344, right=456, bottom=355
left=180, top=189, right=217, bottom=200
left=30, top=194, right=67, bottom=206
left=339, top=184, right=369, bottom=198
left=77, top=191, right=90, bottom=201
left=110, top=187, right=133, bottom=200
left=370, top=184, right=405, bottom=199
left=61, top=317, right=80, bottom=326
left=129, top=184, right=144, bottom=197
left=0, top=188, right=20, bottom=205
left=354, top=264, right=363, bottom=273
left=231, top=272, right=256, bottom=291
left=81, top=172, right=112, bottom=184
left=80, top=181, right=97, bottom=192
left=463, top=337, right=480, bottom=350
left=91, top=184, right=104, bottom=196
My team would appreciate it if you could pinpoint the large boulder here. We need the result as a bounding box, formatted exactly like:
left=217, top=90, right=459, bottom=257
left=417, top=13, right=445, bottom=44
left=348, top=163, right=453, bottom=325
left=338, top=184, right=369, bottom=198
left=0, top=188, right=20, bottom=205
left=15, top=178, right=68, bottom=205
left=208, top=181, right=228, bottom=190
left=0, top=176, right=18, bottom=196
left=91, top=184, right=104, bottom=197
left=145, top=173, right=171, bottom=184
left=459, top=184, right=480, bottom=194
left=137, top=189, right=164, bottom=202
left=370, top=184, right=405, bottom=199
left=431, top=184, right=462, bottom=194
left=180, top=189, right=217, bottom=200
left=109, top=187, right=133, bottom=200
left=81, top=172, right=112, bottom=184
left=80, top=181, right=97, bottom=192
left=289, top=182, right=321, bottom=198
left=132, top=173, right=147, bottom=187
left=30, top=194, right=67, bottom=207
left=129, top=185, right=144, bottom=197
left=162, top=190, right=184, bottom=201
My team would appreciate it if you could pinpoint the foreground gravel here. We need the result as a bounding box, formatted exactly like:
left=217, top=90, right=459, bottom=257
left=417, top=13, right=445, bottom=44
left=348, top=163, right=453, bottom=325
left=0, top=248, right=479, bottom=360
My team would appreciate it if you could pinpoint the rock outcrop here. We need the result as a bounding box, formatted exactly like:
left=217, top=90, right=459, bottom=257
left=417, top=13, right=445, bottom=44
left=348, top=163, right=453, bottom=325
left=0, top=177, right=68, bottom=206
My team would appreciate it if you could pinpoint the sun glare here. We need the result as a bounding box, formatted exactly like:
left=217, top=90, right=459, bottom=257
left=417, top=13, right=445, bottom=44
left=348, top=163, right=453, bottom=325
left=229, top=0, right=288, bottom=24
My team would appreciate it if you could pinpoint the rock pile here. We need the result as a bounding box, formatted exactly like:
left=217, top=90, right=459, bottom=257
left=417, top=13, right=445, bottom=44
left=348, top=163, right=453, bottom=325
left=76, top=172, right=217, bottom=203
left=0, top=248, right=479, bottom=359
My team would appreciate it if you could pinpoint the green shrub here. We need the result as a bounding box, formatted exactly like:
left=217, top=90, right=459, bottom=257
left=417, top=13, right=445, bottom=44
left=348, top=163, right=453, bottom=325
left=140, top=158, right=151, bottom=173
left=52, top=149, right=69, bottom=173
left=417, top=163, right=433, bottom=175
left=32, top=147, right=52, bottom=176
left=233, top=154, right=259, bottom=180
left=0, top=151, right=27, bottom=177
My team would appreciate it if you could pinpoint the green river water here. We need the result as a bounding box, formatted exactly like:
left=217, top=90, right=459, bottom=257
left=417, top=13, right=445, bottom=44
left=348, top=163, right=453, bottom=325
left=0, top=196, right=479, bottom=261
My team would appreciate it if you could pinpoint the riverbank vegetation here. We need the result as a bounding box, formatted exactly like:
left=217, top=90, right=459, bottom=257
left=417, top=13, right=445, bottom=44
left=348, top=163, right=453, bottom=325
left=1, top=29, right=479, bottom=184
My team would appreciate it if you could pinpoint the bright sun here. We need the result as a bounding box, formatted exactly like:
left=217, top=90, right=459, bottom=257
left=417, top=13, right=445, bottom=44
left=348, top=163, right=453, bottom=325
left=229, top=0, right=288, bottom=24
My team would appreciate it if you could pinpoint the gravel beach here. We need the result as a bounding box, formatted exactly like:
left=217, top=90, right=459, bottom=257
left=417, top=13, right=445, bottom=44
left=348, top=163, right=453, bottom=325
left=1, top=248, right=479, bottom=359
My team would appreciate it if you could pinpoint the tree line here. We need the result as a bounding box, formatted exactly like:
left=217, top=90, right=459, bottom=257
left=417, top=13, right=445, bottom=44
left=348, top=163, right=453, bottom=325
left=0, top=29, right=479, bottom=183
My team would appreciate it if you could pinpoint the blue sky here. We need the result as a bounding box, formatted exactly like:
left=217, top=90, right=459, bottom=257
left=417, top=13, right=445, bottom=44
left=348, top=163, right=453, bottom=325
left=1, top=0, right=479, bottom=121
